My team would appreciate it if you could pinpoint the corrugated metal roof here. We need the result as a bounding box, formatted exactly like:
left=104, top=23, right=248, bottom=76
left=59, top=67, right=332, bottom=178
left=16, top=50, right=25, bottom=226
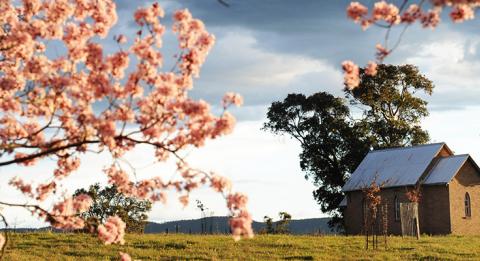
left=342, top=143, right=446, bottom=192
left=339, top=196, right=347, bottom=207
left=423, top=155, right=469, bottom=185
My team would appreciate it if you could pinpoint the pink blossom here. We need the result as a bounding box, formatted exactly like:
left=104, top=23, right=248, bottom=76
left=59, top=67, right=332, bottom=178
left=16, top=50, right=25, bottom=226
left=222, top=92, right=244, bottom=108
left=36, top=182, right=56, bottom=201
left=375, top=43, right=390, bottom=61
left=98, top=216, right=126, bottom=245
left=179, top=194, right=189, bottom=206
left=230, top=210, right=254, bottom=241
left=72, top=194, right=93, bottom=213
left=342, top=60, right=360, bottom=90
left=372, top=1, right=400, bottom=24
left=9, top=177, right=33, bottom=197
left=401, top=4, right=422, bottom=24
left=450, top=4, right=475, bottom=23
left=14, top=152, right=37, bottom=166
left=49, top=194, right=92, bottom=230
left=227, top=193, right=248, bottom=211
left=210, top=174, right=232, bottom=193
left=347, top=2, right=368, bottom=22
left=365, top=61, right=378, bottom=76
left=0, top=0, right=252, bottom=247
left=421, top=9, right=441, bottom=28
left=104, top=166, right=132, bottom=194
left=119, top=252, right=132, bottom=261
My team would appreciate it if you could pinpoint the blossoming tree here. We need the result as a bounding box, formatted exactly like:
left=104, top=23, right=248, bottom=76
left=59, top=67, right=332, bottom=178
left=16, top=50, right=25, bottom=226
left=0, top=0, right=252, bottom=258
left=343, top=0, right=480, bottom=89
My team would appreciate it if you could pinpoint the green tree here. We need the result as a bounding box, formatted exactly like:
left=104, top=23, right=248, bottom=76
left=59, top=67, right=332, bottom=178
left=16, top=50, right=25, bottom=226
left=263, top=92, right=370, bottom=227
left=263, top=64, right=433, bottom=228
left=275, top=212, right=292, bottom=234
left=348, top=64, right=433, bottom=147
left=263, top=216, right=274, bottom=234
left=73, top=184, right=152, bottom=233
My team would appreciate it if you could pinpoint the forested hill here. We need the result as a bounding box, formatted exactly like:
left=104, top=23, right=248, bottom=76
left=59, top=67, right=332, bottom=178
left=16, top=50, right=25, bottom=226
left=145, top=216, right=336, bottom=234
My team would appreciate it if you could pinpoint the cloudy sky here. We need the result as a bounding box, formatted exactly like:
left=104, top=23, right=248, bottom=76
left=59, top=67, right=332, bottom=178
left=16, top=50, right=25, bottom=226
left=2, top=0, right=480, bottom=228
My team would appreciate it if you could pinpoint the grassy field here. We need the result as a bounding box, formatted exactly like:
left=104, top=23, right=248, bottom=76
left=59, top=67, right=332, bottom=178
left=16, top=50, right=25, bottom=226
left=2, top=232, right=480, bottom=260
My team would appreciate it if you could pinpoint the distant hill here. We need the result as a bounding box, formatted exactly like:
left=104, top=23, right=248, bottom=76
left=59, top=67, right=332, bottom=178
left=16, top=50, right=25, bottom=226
left=3, top=217, right=337, bottom=235
left=145, top=216, right=336, bottom=235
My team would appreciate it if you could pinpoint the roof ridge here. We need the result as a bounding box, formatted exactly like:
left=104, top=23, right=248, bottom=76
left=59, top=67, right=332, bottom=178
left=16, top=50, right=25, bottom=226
left=440, top=154, right=469, bottom=159
left=369, top=142, right=446, bottom=154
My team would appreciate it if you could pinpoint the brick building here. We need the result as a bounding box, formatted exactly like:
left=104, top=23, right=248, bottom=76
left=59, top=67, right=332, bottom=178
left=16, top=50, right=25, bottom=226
left=341, top=143, right=480, bottom=235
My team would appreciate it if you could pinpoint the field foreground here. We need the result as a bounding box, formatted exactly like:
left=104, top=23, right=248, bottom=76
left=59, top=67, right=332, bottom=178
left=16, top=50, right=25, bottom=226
left=2, top=233, right=480, bottom=260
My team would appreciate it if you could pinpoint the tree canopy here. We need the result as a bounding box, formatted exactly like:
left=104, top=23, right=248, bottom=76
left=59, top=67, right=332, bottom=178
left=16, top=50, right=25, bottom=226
left=73, top=184, right=152, bottom=233
left=263, top=64, right=433, bottom=228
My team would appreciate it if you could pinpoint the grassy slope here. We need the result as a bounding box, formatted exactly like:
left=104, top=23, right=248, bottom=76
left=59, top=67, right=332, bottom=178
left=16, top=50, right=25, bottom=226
left=2, top=233, right=480, bottom=260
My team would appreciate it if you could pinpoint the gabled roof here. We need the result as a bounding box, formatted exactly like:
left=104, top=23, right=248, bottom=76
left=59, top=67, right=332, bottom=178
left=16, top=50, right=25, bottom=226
left=424, top=154, right=480, bottom=185
left=342, top=143, right=448, bottom=192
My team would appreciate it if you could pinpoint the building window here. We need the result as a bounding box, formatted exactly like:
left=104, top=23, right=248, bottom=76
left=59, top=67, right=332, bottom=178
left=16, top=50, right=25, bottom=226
left=394, top=196, right=400, bottom=221
left=465, top=192, right=471, bottom=218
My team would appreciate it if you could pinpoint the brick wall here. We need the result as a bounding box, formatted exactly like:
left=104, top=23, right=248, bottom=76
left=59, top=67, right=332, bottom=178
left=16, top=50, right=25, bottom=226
left=448, top=158, right=480, bottom=235
left=344, top=187, right=412, bottom=235
left=419, top=185, right=451, bottom=234
left=344, top=185, right=451, bottom=235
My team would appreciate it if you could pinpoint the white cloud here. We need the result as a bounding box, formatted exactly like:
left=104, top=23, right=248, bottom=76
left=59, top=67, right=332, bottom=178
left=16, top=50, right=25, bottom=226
left=193, top=29, right=344, bottom=105
left=0, top=120, right=324, bottom=227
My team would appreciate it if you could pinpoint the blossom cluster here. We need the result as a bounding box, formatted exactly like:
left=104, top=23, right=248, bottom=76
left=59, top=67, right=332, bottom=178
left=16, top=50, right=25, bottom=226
left=97, top=215, right=126, bottom=245
left=347, top=0, right=479, bottom=31
left=343, top=0, right=480, bottom=89
left=227, top=193, right=254, bottom=241
left=47, top=194, right=93, bottom=230
left=0, top=0, right=252, bottom=252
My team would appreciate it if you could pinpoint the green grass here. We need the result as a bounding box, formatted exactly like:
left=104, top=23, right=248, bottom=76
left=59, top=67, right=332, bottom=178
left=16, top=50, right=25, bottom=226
left=2, top=232, right=480, bottom=260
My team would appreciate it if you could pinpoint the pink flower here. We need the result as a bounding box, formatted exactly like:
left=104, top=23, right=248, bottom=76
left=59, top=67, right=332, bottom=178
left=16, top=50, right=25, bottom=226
left=450, top=4, right=475, bottom=23
left=365, top=61, right=378, bottom=76
left=210, top=174, right=232, bottom=193
left=36, top=182, right=56, bottom=201
left=372, top=1, right=400, bottom=24
left=347, top=2, right=368, bottom=23
left=173, top=9, right=192, bottom=22
left=222, top=92, right=243, bottom=108
left=179, top=195, right=189, bottom=206
left=375, top=43, right=390, bottom=61
left=49, top=194, right=92, bottom=230
left=9, top=177, right=33, bottom=197
left=212, top=112, right=236, bottom=138
left=401, top=4, right=422, bottom=24
left=119, top=252, right=132, bottom=261
left=104, top=166, right=132, bottom=194
left=72, top=194, right=93, bottom=213
left=421, top=10, right=441, bottom=28
left=342, top=60, right=360, bottom=90
left=98, top=216, right=126, bottom=245
left=14, top=152, right=37, bottom=166
left=227, top=193, right=248, bottom=211
left=230, top=210, right=254, bottom=241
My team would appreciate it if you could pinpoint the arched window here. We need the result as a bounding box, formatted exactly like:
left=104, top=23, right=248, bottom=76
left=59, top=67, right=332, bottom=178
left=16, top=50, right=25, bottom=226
left=465, top=192, right=471, bottom=218
left=394, top=196, right=400, bottom=221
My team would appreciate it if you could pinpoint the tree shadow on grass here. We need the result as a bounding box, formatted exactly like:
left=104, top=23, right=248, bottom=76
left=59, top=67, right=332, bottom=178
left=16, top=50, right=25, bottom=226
left=283, top=256, right=314, bottom=260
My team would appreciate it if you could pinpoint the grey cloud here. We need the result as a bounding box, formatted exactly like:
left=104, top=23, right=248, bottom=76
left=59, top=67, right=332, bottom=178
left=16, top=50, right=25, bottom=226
left=110, top=0, right=480, bottom=118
